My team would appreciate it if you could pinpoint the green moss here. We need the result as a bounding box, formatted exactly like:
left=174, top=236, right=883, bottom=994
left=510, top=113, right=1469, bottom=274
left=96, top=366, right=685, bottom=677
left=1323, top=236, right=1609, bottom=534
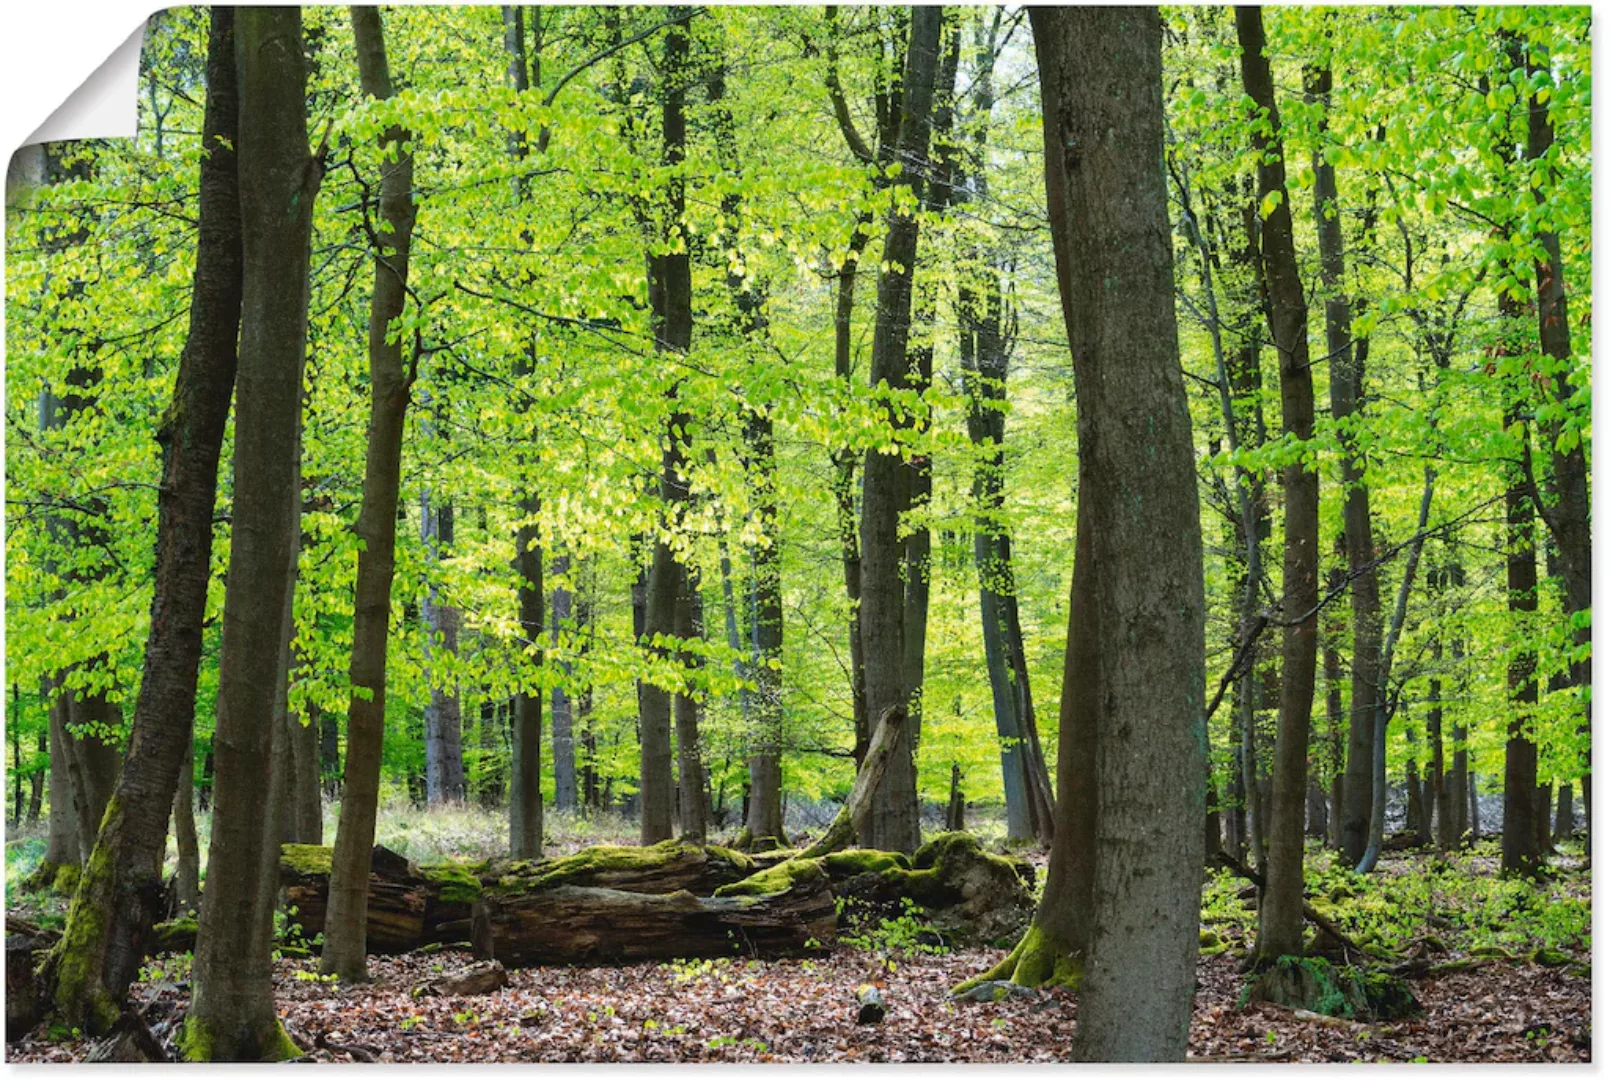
left=704, top=845, right=756, bottom=874
left=421, top=861, right=484, bottom=906
left=179, top=1016, right=303, bottom=1062
left=952, top=923, right=1083, bottom=995
left=1532, top=946, right=1570, bottom=968
left=51, top=863, right=80, bottom=894
left=823, top=849, right=912, bottom=877
left=1250, top=956, right=1418, bottom=1021
left=280, top=844, right=333, bottom=878
left=151, top=917, right=198, bottom=954
left=50, top=830, right=119, bottom=1036
left=491, top=840, right=722, bottom=893
left=913, top=831, right=981, bottom=870
left=713, top=857, right=826, bottom=898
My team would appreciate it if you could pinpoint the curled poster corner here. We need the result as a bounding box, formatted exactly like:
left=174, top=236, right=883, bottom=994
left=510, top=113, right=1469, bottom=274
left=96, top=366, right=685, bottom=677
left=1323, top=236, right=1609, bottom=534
left=26, top=20, right=147, bottom=147
left=4, top=17, right=145, bottom=206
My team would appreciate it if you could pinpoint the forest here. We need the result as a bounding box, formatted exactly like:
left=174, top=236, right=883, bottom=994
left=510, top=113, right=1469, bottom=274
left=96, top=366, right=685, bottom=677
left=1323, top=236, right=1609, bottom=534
left=1, top=2, right=1591, bottom=1065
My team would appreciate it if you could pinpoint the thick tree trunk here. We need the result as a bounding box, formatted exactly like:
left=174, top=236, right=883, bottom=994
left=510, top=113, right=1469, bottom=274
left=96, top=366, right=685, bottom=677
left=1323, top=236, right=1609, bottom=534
left=980, top=10, right=1204, bottom=1061
left=1238, top=6, right=1320, bottom=963
left=323, top=4, right=417, bottom=983
left=182, top=6, right=318, bottom=1060
left=1524, top=59, right=1591, bottom=852
left=857, top=6, right=943, bottom=855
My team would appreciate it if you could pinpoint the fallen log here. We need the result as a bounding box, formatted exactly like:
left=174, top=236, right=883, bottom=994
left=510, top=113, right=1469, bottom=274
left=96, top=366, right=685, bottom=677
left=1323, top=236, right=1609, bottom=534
left=280, top=844, right=432, bottom=953
left=412, top=960, right=508, bottom=998
left=472, top=870, right=837, bottom=967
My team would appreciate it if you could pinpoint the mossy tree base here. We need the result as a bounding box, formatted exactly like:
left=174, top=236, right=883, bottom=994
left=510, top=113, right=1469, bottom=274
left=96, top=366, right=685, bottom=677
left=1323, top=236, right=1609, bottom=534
left=177, top=1015, right=302, bottom=1062
left=952, top=924, right=1084, bottom=995
left=1245, top=956, right=1419, bottom=1021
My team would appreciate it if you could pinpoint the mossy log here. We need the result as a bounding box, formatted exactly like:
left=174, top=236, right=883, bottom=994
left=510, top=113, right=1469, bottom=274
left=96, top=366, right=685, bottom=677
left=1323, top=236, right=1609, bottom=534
left=279, top=843, right=470, bottom=952
left=471, top=876, right=837, bottom=967
left=484, top=839, right=755, bottom=896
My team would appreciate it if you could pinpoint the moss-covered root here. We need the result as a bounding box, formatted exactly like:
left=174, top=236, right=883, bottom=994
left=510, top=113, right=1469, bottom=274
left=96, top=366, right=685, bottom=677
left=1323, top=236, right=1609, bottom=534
left=1246, top=956, right=1419, bottom=1022
left=178, top=1014, right=303, bottom=1062
left=951, top=924, right=1083, bottom=996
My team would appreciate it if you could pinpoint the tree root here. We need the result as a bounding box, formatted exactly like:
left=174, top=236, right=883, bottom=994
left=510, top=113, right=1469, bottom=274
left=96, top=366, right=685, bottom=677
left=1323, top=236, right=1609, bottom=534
left=951, top=924, right=1082, bottom=996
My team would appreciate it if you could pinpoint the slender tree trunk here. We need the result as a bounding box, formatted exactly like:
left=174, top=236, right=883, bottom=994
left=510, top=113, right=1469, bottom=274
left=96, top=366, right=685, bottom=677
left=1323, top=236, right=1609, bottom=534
left=857, top=5, right=943, bottom=855
left=1502, top=404, right=1542, bottom=876
left=43, top=690, right=80, bottom=872
left=1238, top=6, right=1319, bottom=963
left=182, top=6, right=318, bottom=1058
left=423, top=495, right=466, bottom=805
left=28, top=730, right=46, bottom=825
left=745, top=410, right=786, bottom=844
left=502, top=4, right=544, bottom=860
left=675, top=574, right=709, bottom=842
left=638, top=8, right=695, bottom=845
left=980, top=11, right=1205, bottom=1061
left=551, top=553, right=577, bottom=813
left=43, top=5, right=242, bottom=1033
left=323, top=4, right=418, bottom=982
left=171, top=737, right=200, bottom=912
left=1306, top=65, right=1383, bottom=871
left=1555, top=781, right=1574, bottom=840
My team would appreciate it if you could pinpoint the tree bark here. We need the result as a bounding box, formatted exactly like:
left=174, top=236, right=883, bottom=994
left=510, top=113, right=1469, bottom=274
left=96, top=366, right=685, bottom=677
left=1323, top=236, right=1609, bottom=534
left=323, top=3, right=418, bottom=983
left=182, top=6, right=318, bottom=1059
left=1501, top=400, right=1542, bottom=876
left=171, top=738, right=200, bottom=913
left=857, top=5, right=943, bottom=855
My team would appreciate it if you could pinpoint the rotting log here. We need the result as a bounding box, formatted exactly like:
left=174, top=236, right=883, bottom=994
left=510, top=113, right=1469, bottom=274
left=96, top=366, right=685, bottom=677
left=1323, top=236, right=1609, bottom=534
left=472, top=874, right=837, bottom=967
left=280, top=843, right=431, bottom=953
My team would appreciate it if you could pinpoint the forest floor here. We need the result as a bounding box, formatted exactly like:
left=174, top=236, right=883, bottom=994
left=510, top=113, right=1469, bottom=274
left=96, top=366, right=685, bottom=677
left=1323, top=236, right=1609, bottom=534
left=5, top=813, right=1591, bottom=1064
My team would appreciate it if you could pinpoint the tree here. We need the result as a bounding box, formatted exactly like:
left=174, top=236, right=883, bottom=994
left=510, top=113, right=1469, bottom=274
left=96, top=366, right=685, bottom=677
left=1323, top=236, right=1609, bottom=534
left=45, top=5, right=241, bottom=1033
left=856, top=4, right=944, bottom=855
left=181, top=5, right=321, bottom=1059
left=322, top=3, right=420, bottom=982
left=959, top=7, right=1206, bottom=1062
left=1235, top=5, right=1321, bottom=964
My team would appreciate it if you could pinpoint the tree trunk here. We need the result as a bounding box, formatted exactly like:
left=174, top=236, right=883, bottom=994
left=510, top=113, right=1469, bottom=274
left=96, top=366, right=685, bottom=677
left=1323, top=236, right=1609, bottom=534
left=496, top=5, right=543, bottom=858
left=287, top=701, right=322, bottom=845
left=46, top=0, right=240, bottom=1033
left=1238, top=5, right=1320, bottom=963
left=423, top=496, right=466, bottom=805
left=745, top=410, right=786, bottom=845
left=1501, top=397, right=1541, bottom=877
left=945, top=764, right=965, bottom=832
left=857, top=6, right=943, bottom=855
left=1304, top=69, right=1385, bottom=870
left=972, top=10, right=1205, bottom=1061
left=323, top=4, right=417, bottom=983
left=1555, top=781, right=1574, bottom=840
left=182, top=6, right=318, bottom=1059
left=171, top=738, right=200, bottom=913
left=674, top=575, right=709, bottom=842
left=43, top=690, right=80, bottom=874
left=637, top=9, right=696, bottom=846
left=1523, top=55, right=1591, bottom=853
left=551, top=553, right=577, bottom=813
